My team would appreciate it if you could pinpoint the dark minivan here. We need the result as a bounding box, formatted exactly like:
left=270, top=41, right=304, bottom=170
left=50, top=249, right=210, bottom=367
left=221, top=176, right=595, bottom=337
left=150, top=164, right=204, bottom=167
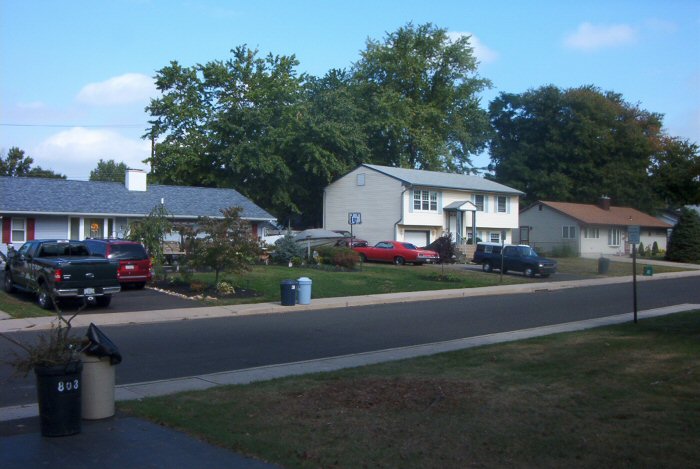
left=85, top=239, right=152, bottom=288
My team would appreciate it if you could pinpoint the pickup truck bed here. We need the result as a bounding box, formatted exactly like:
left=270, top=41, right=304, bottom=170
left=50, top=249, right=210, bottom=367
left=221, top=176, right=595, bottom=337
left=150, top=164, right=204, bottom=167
left=4, top=240, right=121, bottom=309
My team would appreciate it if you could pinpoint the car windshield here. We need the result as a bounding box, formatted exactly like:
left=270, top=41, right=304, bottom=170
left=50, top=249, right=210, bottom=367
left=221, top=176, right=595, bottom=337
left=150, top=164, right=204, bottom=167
left=400, top=243, right=418, bottom=250
left=108, top=244, right=148, bottom=260
left=518, top=246, right=538, bottom=257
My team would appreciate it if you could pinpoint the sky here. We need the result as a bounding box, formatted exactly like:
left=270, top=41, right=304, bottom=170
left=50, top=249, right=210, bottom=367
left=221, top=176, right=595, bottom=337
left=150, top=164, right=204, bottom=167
left=1, top=0, right=699, bottom=180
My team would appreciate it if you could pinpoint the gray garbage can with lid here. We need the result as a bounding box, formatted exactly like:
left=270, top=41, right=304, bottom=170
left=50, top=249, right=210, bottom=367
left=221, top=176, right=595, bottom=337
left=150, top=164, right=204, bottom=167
left=297, top=277, right=312, bottom=305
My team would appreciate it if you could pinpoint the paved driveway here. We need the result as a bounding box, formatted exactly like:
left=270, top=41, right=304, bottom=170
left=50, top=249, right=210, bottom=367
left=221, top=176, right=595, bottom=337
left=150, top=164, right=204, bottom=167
left=0, top=271, right=199, bottom=314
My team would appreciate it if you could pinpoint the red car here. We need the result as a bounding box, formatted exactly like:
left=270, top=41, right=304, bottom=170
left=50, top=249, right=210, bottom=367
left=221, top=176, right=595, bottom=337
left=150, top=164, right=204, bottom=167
left=353, top=241, right=440, bottom=265
left=85, top=239, right=152, bottom=288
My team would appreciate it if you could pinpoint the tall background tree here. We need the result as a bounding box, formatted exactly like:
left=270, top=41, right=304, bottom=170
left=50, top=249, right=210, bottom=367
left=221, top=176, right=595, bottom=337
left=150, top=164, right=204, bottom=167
left=89, top=159, right=129, bottom=182
left=351, top=23, right=491, bottom=172
left=488, top=85, right=666, bottom=212
left=0, top=147, right=65, bottom=179
left=649, top=137, right=700, bottom=208
left=144, top=23, right=493, bottom=226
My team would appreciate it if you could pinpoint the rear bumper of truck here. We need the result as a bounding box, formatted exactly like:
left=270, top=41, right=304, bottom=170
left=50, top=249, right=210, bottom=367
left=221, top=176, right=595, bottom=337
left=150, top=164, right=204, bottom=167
left=55, top=285, right=121, bottom=297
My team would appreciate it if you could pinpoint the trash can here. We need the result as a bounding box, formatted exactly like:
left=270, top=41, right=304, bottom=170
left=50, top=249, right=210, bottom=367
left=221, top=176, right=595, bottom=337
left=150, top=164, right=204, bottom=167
left=598, top=257, right=610, bottom=274
left=643, top=265, right=654, bottom=276
left=81, top=323, right=122, bottom=420
left=35, top=360, right=83, bottom=437
left=280, top=279, right=297, bottom=306
left=297, top=277, right=312, bottom=305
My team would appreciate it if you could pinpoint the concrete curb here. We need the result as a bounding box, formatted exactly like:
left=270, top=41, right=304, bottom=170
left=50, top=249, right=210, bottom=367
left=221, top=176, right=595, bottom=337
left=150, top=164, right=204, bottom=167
left=2, top=269, right=700, bottom=333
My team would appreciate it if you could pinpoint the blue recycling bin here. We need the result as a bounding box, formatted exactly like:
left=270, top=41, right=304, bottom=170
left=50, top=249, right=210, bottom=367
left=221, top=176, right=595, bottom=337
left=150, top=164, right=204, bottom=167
left=280, top=279, right=296, bottom=306
left=297, top=277, right=312, bottom=305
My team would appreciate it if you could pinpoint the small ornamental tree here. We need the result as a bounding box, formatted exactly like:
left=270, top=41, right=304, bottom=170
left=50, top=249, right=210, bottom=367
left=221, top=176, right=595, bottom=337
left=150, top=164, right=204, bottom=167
left=666, top=208, right=700, bottom=263
left=651, top=241, right=660, bottom=257
left=191, top=206, right=260, bottom=284
left=638, top=242, right=645, bottom=257
left=128, top=203, right=173, bottom=269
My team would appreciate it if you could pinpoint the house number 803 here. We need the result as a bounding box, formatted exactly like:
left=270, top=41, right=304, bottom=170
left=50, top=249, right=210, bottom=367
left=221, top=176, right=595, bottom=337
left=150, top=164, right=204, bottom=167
left=57, top=379, right=80, bottom=392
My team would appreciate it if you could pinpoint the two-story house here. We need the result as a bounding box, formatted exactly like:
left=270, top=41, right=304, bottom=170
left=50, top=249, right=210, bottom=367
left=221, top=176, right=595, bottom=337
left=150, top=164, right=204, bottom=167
left=323, top=164, right=523, bottom=248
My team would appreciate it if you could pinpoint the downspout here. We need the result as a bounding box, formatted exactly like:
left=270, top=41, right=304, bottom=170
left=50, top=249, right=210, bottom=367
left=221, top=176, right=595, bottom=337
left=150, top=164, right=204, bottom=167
left=394, top=186, right=408, bottom=241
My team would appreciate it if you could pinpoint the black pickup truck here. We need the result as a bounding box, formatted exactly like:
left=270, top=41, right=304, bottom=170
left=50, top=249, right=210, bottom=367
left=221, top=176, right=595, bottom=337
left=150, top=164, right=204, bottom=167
left=3, top=239, right=121, bottom=309
left=472, top=243, right=557, bottom=278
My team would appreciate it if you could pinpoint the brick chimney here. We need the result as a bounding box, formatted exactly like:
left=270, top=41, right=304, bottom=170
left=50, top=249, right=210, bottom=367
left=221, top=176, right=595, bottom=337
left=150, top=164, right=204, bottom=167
left=598, top=196, right=611, bottom=211
left=125, top=169, right=147, bottom=192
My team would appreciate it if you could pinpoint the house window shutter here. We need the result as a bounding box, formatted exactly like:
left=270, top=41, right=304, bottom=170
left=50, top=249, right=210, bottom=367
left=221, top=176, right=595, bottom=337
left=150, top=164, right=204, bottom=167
left=437, top=192, right=443, bottom=214
left=2, top=218, right=10, bottom=244
left=27, top=218, right=35, bottom=241
left=409, top=190, right=414, bottom=213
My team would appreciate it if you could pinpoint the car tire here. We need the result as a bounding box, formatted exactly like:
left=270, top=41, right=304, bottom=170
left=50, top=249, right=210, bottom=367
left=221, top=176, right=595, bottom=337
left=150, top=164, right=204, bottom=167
left=96, top=295, right=112, bottom=307
left=37, top=285, right=54, bottom=310
left=524, top=267, right=535, bottom=278
left=3, top=272, right=15, bottom=293
left=393, top=256, right=405, bottom=266
left=482, top=262, right=493, bottom=273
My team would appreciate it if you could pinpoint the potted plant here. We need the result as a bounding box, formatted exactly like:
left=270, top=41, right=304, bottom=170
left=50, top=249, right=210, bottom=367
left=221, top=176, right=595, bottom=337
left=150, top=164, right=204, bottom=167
left=1, top=293, right=85, bottom=437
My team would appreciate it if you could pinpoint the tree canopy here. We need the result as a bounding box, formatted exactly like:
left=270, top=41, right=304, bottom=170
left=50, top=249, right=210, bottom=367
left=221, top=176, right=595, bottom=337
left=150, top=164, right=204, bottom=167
left=0, top=147, right=65, bottom=179
left=488, top=85, right=667, bottom=212
left=666, top=207, right=700, bottom=263
left=145, top=23, right=491, bottom=226
left=89, top=159, right=129, bottom=182
left=352, top=23, right=491, bottom=172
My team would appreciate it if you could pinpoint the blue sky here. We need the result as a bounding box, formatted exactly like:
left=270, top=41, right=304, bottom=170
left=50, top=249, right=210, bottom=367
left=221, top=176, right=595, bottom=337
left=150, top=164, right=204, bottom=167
left=1, top=0, right=699, bottom=180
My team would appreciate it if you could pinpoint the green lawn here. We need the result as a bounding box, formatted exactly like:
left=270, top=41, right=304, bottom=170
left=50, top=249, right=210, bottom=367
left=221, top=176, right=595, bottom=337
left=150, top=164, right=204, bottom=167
left=121, top=310, right=700, bottom=468
left=0, top=257, right=691, bottom=318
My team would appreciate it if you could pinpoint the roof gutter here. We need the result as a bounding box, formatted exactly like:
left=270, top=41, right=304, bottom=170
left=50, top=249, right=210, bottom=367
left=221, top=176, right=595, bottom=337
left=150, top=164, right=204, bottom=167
left=394, top=186, right=408, bottom=240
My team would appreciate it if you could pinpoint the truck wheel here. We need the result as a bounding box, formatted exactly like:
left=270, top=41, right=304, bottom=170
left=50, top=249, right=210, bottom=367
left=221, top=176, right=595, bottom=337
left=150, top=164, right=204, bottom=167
left=96, top=295, right=112, bottom=307
left=3, top=272, right=15, bottom=293
left=37, top=286, right=54, bottom=310
left=482, top=262, right=493, bottom=273
left=393, top=256, right=405, bottom=266
left=524, top=267, right=535, bottom=278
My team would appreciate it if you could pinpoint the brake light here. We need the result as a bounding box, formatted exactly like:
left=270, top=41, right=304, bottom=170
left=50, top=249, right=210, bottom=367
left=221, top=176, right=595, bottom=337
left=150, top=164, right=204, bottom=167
left=54, top=269, right=63, bottom=282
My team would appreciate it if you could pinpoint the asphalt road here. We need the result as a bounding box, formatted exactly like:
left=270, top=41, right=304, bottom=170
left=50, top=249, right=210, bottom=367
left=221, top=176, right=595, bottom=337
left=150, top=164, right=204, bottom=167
left=2, top=276, right=699, bottom=408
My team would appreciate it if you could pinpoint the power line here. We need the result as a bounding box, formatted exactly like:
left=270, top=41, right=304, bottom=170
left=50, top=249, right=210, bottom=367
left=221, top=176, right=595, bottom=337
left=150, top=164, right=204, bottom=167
left=0, top=123, right=146, bottom=128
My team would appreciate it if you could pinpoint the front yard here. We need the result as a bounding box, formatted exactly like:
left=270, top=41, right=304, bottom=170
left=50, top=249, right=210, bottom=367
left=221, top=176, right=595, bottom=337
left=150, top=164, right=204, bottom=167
left=0, top=257, right=688, bottom=319
left=121, top=310, right=700, bottom=468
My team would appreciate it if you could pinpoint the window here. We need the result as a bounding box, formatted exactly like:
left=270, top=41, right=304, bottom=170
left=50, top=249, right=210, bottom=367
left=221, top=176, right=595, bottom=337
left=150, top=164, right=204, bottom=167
left=489, top=232, right=501, bottom=243
left=562, top=226, right=576, bottom=239
left=474, top=194, right=485, bottom=211
left=608, top=228, right=621, bottom=246
left=356, top=173, right=365, bottom=186
left=413, top=190, right=438, bottom=212
left=584, top=228, right=600, bottom=239
left=11, top=218, right=26, bottom=242
left=497, top=196, right=507, bottom=213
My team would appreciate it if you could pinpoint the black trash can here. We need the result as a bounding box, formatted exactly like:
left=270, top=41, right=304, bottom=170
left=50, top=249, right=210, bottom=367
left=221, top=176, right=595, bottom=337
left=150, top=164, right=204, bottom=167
left=280, top=279, right=297, bottom=306
left=598, top=257, right=610, bottom=274
left=35, top=360, right=83, bottom=437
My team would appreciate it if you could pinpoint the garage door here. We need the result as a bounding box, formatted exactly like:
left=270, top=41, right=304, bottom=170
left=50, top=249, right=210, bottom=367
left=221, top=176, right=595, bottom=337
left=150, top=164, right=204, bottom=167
left=404, top=230, right=429, bottom=247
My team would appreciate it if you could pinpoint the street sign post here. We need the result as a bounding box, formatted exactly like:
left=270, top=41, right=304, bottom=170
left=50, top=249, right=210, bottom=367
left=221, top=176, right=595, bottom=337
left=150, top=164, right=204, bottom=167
left=348, top=212, right=361, bottom=242
left=628, top=225, right=640, bottom=323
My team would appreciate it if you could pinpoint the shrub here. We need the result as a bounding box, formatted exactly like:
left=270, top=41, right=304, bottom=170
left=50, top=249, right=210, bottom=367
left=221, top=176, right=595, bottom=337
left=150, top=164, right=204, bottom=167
left=550, top=244, right=577, bottom=258
left=271, top=233, right=305, bottom=264
left=315, top=246, right=359, bottom=269
left=666, top=208, right=700, bottom=263
left=424, top=234, right=456, bottom=263
left=216, top=281, right=235, bottom=295
left=651, top=241, right=659, bottom=257
left=638, top=242, right=645, bottom=257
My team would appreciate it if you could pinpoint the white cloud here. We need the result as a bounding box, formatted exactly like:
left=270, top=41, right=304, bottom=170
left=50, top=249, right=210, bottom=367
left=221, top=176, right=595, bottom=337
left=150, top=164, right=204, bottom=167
left=76, top=73, right=157, bottom=106
left=447, top=32, right=499, bottom=64
left=34, top=127, right=150, bottom=179
left=564, top=22, right=638, bottom=51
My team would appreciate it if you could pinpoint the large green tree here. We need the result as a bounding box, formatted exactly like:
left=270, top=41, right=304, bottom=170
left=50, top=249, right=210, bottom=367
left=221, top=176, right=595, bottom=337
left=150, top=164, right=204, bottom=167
left=488, top=85, right=664, bottom=212
left=351, top=23, right=492, bottom=172
left=650, top=136, right=700, bottom=208
left=90, top=159, right=129, bottom=182
left=146, top=47, right=362, bottom=226
left=0, top=147, right=65, bottom=179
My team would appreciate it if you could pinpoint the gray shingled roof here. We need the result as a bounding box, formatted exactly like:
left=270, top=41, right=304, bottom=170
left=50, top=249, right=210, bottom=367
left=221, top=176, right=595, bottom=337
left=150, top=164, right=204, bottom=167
left=362, top=164, right=524, bottom=195
left=0, top=177, right=276, bottom=221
